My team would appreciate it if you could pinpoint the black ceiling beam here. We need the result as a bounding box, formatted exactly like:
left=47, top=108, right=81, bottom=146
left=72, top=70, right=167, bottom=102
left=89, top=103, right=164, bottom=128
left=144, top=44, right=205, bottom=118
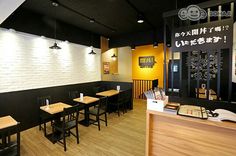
left=125, top=0, right=155, bottom=29
left=53, top=0, right=116, bottom=34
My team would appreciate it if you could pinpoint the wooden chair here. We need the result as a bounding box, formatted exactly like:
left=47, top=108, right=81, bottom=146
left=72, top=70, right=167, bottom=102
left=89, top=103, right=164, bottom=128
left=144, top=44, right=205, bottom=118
left=52, top=105, right=80, bottom=151
left=38, top=96, right=53, bottom=136
left=88, top=97, right=108, bottom=131
left=0, top=123, right=20, bottom=156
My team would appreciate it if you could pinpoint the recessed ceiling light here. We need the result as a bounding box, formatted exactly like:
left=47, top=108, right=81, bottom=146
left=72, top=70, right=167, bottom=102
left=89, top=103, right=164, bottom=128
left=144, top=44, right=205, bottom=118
left=131, top=45, right=136, bottom=50
left=153, top=41, right=158, bottom=48
left=52, top=0, right=59, bottom=7
left=89, top=18, right=95, bottom=23
left=137, top=14, right=144, bottom=23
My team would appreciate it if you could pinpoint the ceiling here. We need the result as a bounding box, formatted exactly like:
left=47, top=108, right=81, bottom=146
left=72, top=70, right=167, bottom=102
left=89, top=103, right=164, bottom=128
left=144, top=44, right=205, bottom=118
left=2, top=0, right=213, bottom=47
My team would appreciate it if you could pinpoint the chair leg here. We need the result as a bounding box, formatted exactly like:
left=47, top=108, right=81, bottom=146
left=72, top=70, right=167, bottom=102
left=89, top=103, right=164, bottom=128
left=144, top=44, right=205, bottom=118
left=105, top=113, right=107, bottom=126
left=63, top=130, right=66, bottom=151
left=117, top=105, right=120, bottom=117
left=43, top=123, right=47, bottom=136
left=97, top=116, right=100, bottom=131
left=39, top=118, right=42, bottom=130
left=76, top=125, right=79, bottom=144
left=122, top=103, right=125, bottom=114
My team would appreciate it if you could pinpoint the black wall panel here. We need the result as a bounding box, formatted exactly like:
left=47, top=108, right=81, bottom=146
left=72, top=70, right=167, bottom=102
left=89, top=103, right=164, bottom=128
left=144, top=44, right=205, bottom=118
left=0, top=81, right=133, bottom=131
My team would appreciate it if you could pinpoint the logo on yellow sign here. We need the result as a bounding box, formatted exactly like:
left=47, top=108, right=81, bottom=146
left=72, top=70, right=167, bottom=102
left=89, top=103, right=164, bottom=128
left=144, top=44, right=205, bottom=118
left=139, top=56, right=156, bottom=68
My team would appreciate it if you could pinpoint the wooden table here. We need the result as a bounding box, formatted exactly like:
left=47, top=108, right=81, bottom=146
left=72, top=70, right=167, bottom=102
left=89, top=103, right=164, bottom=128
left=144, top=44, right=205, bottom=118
left=74, top=96, right=99, bottom=126
left=96, top=89, right=119, bottom=97
left=40, top=102, right=71, bottom=143
left=0, top=115, right=20, bottom=155
left=146, top=110, right=236, bottom=156
left=40, top=102, right=71, bottom=115
left=0, top=116, right=17, bottom=130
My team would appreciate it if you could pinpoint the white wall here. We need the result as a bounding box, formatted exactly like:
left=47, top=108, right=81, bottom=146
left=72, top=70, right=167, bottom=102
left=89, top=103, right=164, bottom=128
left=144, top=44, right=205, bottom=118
left=102, top=47, right=132, bottom=82
left=117, top=47, right=132, bottom=82
left=0, top=28, right=101, bottom=93
left=233, top=22, right=236, bottom=83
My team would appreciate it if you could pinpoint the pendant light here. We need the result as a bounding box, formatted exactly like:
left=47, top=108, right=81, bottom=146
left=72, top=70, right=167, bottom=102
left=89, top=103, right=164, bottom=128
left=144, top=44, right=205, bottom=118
left=89, top=33, right=96, bottom=54
left=49, top=1, right=61, bottom=50
left=111, top=53, right=117, bottom=60
left=89, top=46, right=96, bottom=55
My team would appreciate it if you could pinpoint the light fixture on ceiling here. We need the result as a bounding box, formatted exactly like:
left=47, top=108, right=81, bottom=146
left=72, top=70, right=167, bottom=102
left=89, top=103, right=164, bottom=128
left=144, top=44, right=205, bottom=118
left=111, top=53, right=117, bottom=60
left=89, top=18, right=95, bottom=23
left=166, top=43, right=171, bottom=47
left=49, top=0, right=61, bottom=50
left=137, top=14, right=144, bottom=23
left=153, top=41, right=158, bottom=48
left=131, top=45, right=136, bottom=51
left=89, top=46, right=96, bottom=55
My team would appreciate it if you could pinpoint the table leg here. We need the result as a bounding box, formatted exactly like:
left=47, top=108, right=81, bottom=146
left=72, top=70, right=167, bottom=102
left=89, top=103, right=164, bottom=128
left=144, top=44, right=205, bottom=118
left=79, top=105, right=89, bottom=126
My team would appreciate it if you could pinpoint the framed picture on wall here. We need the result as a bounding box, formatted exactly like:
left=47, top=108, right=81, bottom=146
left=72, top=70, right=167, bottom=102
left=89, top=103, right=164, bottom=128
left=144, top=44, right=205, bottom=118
left=103, top=62, right=110, bottom=74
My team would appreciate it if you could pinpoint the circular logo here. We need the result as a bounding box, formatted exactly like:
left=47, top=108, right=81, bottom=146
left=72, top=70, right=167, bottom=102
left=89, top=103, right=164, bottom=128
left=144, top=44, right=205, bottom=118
left=178, top=5, right=207, bottom=21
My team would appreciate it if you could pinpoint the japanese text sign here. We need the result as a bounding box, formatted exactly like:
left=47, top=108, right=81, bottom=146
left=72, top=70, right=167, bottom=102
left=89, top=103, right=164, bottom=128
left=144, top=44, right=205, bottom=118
left=171, top=19, right=233, bottom=51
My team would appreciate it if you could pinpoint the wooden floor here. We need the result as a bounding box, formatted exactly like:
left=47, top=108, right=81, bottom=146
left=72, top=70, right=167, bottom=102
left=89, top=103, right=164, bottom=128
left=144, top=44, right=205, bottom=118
left=20, top=99, right=147, bottom=156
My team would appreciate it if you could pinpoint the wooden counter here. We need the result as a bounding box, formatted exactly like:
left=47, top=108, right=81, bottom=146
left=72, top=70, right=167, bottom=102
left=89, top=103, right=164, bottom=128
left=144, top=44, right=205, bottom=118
left=146, top=110, right=236, bottom=156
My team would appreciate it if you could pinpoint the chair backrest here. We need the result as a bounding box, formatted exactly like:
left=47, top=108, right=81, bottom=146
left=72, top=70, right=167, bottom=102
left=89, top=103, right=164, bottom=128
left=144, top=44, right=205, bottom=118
left=69, top=91, right=79, bottom=100
left=37, top=96, right=51, bottom=106
left=117, top=91, right=126, bottom=103
left=62, top=105, right=79, bottom=127
left=98, top=97, right=108, bottom=113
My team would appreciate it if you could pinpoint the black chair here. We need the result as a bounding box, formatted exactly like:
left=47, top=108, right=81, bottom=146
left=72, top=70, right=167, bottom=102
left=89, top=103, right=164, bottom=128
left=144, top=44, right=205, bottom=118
left=0, top=123, right=20, bottom=156
left=69, top=91, right=84, bottom=115
left=123, top=89, right=132, bottom=112
left=68, top=91, right=79, bottom=105
left=110, top=91, right=126, bottom=116
left=52, top=105, right=80, bottom=151
left=88, top=97, right=108, bottom=131
left=38, top=96, right=53, bottom=136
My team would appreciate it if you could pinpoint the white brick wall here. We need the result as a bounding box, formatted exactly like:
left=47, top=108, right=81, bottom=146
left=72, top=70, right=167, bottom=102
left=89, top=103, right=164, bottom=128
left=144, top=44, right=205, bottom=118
left=0, top=28, right=101, bottom=93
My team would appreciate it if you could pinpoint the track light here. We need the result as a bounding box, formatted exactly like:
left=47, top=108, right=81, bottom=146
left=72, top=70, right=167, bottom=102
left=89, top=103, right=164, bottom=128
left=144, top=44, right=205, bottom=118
left=137, top=14, right=144, bottom=23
